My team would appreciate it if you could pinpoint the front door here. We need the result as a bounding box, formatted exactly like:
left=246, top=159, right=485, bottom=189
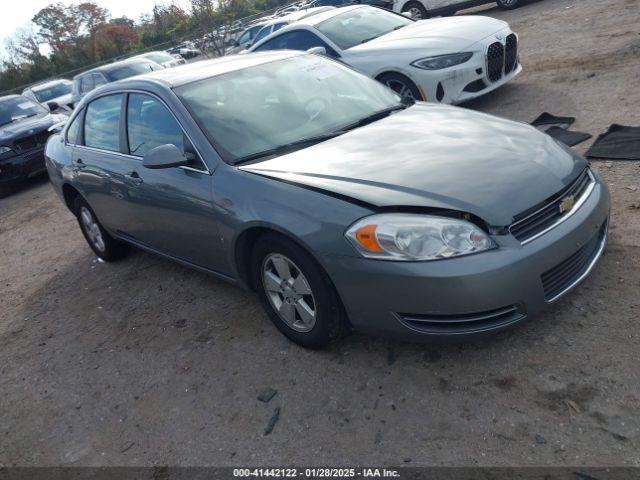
left=117, top=92, right=223, bottom=271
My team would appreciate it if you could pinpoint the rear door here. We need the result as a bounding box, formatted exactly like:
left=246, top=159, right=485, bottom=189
left=118, top=92, right=223, bottom=271
left=74, top=93, right=136, bottom=232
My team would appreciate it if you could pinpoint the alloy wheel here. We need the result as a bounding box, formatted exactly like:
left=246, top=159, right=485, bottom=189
left=262, top=253, right=316, bottom=332
left=407, top=6, right=423, bottom=19
left=384, top=78, right=417, bottom=102
left=80, top=206, right=106, bottom=252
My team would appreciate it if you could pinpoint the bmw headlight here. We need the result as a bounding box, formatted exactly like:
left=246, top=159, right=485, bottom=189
left=346, top=213, right=496, bottom=261
left=0, top=146, right=13, bottom=156
left=411, top=52, right=473, bottom=70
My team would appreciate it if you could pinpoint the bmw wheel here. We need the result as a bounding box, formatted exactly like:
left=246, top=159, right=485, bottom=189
left=496, top=0, right=521, bottom=9
left=377, top=72, right=423, bottom=102
left=74, top=196, right=129, bottom=262
left=401, top=1, right=428, bottom=19
left=252, top=233, right=347, bottom=348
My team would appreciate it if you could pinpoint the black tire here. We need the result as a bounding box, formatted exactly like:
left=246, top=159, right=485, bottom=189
left=0, top=184, right=13, bottom=199
left=251, top=233, right=347, bottom=349
left=496, top=0, right=521, bottom=9
left=73, top=196, right=129, bottom=262
left=401, top=1, right=428, bottom=19
left=377, top=72, right=423, bottom=102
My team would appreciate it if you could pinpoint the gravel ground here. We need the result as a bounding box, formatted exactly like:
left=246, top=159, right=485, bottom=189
left=1, top=0, right=639, bottom=468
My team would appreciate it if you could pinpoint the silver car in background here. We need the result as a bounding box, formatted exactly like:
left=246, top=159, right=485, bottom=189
left=22, top=79, right=74, bottom=112
left=45, top=52, right=609, bottom=348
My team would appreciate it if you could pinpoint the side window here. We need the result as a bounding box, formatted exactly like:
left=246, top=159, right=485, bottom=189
left=272, top=22, right=287, bottom=32
left=126, top=93, right=185, bottom=158
left=238, top=29, right=252, bottom=45
left=84, top=94, right=123, bottom=152
left=253, top=25, right=273, bottom=45
left=255, top=30, right=337, bottom=57
left=66, top=111, right=83, bottom=145
left=93, top=73, right=107, bottom=88
left=80, top=75, right=94, bottom=94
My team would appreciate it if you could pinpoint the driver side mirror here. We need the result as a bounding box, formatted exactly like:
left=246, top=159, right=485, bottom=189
left=46, top=101, right=59, bottom=112
left=307, top=46, right=327, bottom=56
left=142, top=144, right=192, bottom=169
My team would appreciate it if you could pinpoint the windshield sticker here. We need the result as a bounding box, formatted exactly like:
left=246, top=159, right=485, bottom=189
left=303, top=62, right=337, bottom=81
left=17, top=102, right=34, bottom=110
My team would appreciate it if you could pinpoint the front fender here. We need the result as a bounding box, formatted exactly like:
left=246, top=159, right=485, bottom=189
left=211, top=164, right=374, bottom=280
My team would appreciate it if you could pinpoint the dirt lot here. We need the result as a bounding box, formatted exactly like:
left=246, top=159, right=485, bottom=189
left=1, top=0, right=639, bottom=468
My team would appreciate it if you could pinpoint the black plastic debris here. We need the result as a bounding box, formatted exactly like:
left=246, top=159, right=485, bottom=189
left=257, top=387, right=277, bottom=403
left=545, top=126, right=592, bottom=147
left=264, top=407, right=280, bottom=435
left=531, top=112, right=576, bottom=130
left=586, top=124, right=640, bottom=160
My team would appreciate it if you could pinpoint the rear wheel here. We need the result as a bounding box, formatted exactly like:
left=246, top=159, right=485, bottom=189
left=251, top=233, right=346, bottom=348
left=74, top=196, right=129, bottom=262
left=401, top=1, right=428, bottom=19
left=377, top=72, right=423, bottom=102
left=496, top=0, right=521, bottom=9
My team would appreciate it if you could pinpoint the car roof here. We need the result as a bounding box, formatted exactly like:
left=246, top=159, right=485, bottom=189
left=24, top=79, right=71, bottom=92
left=140, top=51, right=172, bottom=57
left=263, top=6, right=336, bottom=25
left=122, top=51, right=303, bottom=88
left=0, top=94, right=23, bottom=102
left=73, top=58, right=159, bottom=80
left=296, top=4, right=364, bottom=25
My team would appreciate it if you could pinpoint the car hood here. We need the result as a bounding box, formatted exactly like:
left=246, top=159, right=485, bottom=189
left=0, top=113, right=56, bottom=143
left=348, top=16, right=508, bottom=54
left=241, top=104, right=586, bottom=227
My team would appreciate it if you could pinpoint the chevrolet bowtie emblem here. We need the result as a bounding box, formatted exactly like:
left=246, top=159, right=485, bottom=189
left=559, top=195, right=575, bottom=214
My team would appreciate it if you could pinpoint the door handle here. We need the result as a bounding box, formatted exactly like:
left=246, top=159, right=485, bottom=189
left=124, top=171, right=143, bottom=185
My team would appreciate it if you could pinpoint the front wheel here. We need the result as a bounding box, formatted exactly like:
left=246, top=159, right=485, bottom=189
left=496, top=0, right=521, bottom=9
left=251, top=233, right=347, bottom=348
left=401, top=1, right=428, bottom=19
left=377, top=72, right=423, bottom=102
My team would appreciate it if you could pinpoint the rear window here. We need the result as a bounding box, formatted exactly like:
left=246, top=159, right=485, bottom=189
left=106, top=61, right=160, bottom=81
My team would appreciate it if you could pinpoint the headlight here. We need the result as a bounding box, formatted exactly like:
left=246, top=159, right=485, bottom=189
left=411, top=52, right=473, bottom=70
left=0, top=146, right=13, bottom=156
left=345, top=213, right=496, bottom=261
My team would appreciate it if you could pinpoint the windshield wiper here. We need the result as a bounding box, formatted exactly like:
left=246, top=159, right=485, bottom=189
left=233, top=130, right=346, bottom=165
left=342, top=104, right=407, bottom=131
left=361, top=25, right=405, bottom=44
left=11, top=113, right=39, bottom=121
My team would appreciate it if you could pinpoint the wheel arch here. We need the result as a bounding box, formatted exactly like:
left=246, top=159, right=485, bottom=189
left=233, top=223, right=325, bottom=291
left=62, top=183, right=82, bottom=214
left=233, top=222, right=352, bottom=330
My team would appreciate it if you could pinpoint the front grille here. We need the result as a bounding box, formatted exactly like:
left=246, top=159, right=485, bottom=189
left=541, top=222, right=607, bottom=302
left=510, top=169, right=594, bottom=243
left=397, top=305, right=525, bottom=335
left=13, top=130, right=50, bottom=152
left=505, top=33, right=518, bottom=74
left=487, top=42, right=505, bottom=82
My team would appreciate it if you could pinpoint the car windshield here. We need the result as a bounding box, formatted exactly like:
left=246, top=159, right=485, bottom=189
left=316, top=7, right=412, bottom=49
left=176, top=55, right=403, bottom=163
left=107, top=61, right=160, bottom=81
left=0, top=96, right=47, bottom=126
left=144, top=52, right=174, bottom=64
left=32, top=81, right=72, bottom=102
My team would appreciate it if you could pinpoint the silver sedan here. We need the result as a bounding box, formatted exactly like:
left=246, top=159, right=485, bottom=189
left=45, top=52, right=610, bottom=348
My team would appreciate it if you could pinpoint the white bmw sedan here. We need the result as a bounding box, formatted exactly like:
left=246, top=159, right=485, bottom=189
left=248, top=5, right=520, bottom=104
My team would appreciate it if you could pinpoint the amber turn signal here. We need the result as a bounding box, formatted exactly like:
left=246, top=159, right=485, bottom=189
left=354, top=224, right=383, bottom=252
